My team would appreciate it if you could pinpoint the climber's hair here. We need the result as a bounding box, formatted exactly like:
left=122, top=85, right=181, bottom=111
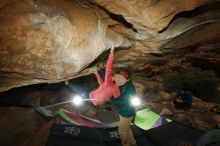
left=119, top=69, right=131, bottom=79
left=180, top=87, right=188, bottom=92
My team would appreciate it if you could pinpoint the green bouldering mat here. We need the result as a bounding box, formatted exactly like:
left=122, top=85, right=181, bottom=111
left=134, top=109, right=171, bottom=130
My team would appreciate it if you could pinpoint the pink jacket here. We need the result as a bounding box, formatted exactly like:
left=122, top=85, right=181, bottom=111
left=89, top=53, right=120, bottom=106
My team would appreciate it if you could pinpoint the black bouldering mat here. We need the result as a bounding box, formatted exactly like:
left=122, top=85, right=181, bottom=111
left=47, top=124, right=155, bottom=146
left=145, top=122, right=204, bottom=146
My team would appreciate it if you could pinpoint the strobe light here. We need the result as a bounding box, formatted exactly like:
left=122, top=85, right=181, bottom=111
left=131, top=96, right=141, bottom=107
left=71, top=95, right=83, bottom=106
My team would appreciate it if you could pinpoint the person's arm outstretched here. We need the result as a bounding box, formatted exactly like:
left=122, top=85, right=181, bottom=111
left=105, top=46, right=114, bottom=84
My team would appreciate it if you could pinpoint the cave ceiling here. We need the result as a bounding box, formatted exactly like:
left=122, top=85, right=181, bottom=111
left=0, top=0, right=220, bottom=92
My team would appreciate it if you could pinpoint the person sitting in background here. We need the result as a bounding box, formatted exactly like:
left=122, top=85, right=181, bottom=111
left=173, top=87, right=192, bottom=109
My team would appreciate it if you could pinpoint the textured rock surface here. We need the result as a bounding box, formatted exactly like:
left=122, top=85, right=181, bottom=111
left=0, top=0, right=220, bottom=92
left=1, top=1, right=220, bottom=145
left=0, top=107, right=47, bottom=146
left=0, top=0, right=130, bottom=92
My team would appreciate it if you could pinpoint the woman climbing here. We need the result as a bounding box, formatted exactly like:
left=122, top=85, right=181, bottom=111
left=65, top=46, right=127, bottom=106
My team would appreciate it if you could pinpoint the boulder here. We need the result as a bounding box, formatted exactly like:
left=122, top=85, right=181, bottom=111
left=159, top=108, right=173, bottom=116
left=0, top=107, right=46, bottom=146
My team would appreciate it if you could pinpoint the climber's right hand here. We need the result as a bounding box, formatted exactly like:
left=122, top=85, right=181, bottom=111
left=110, top=45, right=114, bottom=54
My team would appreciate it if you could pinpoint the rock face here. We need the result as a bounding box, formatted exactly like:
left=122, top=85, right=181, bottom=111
left=0, top=107, right=48, bottom=146
left=0, top=0, right=220, bottom=92
left=0, top=0, right=130, bottom=92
